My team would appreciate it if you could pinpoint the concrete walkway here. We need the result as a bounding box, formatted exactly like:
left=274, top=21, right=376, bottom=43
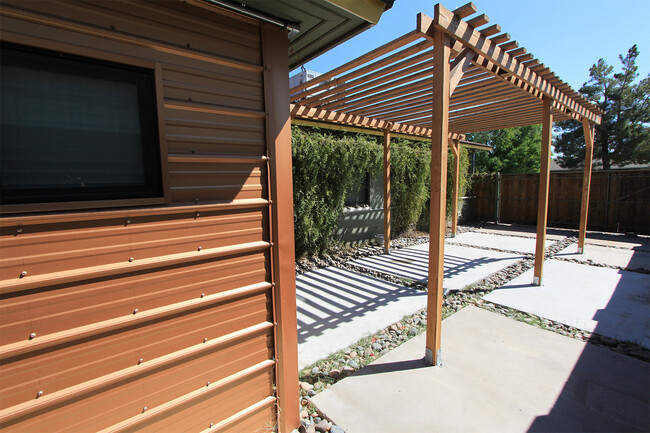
left=313, top=306, right=650, bottom=433
left=476, top=223, right=571, bottom=241
left=483, top=260, right=650, bottom=348
left=297, top=239, right=529, bottom=368
left=555, top=242, right=650, bottom=271
left=446, top=231, right=554, bottom=254
left=296, top=267, right=426, bottom=369
left=349, top=242, right=525, bottom=289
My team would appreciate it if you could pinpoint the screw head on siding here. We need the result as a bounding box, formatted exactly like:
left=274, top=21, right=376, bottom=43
left=133, top=309, right=139, bottom=314
left=20, top=271, right=27, bottom=278
left=138, top=358, right=143, bottom=365
left=16, top=227, right=23, bottom=233
left=201, top=293, right=205, bottom=298
left=197, top=246, right=202, bottom=251
left=206, top=381, right=210, bottom=386
left=203, top=337, right=208, bottom=343
left=142, top=407, right=147, bottom=413
left=36, top=391, right=43, bottom=398
left=210, top=423, right=214, bottom=428
left=126, top=219, right=131, bottom=225
left=29, top=332, right=36, bottom=340
left=129, top=257, right=134, bottom=262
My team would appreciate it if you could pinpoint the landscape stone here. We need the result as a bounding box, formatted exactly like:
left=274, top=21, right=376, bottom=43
left=330, top=426, right=345, bottom=433
left=315, top=419, right=332, bottom=432
left=299, top=423, right=316, bottom=433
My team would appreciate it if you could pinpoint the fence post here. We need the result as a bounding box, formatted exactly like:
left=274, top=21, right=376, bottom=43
left=604, top=170, right=611, bottom=230
left=495, top=172, right=501, bottom=223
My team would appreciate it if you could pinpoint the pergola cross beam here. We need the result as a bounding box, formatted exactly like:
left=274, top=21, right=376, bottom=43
left=428, top=4, right=601, bottom=124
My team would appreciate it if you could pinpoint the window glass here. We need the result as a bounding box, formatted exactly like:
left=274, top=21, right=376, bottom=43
left=0, top=43, right=162, bottom=206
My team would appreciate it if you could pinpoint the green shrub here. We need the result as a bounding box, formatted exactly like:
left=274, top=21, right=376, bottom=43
left=291, top=126, right=472, bottom=256
left=292, top=126, right=381, bottom=257
left=390, top=140, right=431, bottom=234
left=416, top=145, right=471, bottom=231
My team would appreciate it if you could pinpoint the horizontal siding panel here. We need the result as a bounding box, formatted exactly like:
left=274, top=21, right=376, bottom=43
left=0, top=210, right=267, bottom=278
left=162, top=67, right=263, bottom=111
left=170, top=185, right=265, bottom=204
left=166, top=106, right=265, bottom=135
left=1, top=334, right=274, bottom=432
left=0, top=13, right=260, bottom=77
left=135, top=368, right=275, bottom=433
left=1, top=292, right=271, bottom=410
left=169, top=167, right=263, bottom=188
left=221, top=403, right=277, bottom=433
left=166, top=140, right=267, bottom=158
left=4, top=0, right=262, bottom=65
left=0, top=252, right=268, bottom=347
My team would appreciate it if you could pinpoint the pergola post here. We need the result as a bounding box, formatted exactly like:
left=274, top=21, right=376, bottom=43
left=533, top=96, right=553, bottom=286
left=425, top=28, right=450, bottom=367
left=451, top=139, right=461, bottom=237
left=578, top=119, right=595, bottom=253
left=383, top=128, right=392, bottom=254
left=261, top=23, right=299, bottom=432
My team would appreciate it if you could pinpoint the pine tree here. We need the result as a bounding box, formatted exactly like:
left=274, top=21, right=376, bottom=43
left=554, top=45, right=650, bottom=170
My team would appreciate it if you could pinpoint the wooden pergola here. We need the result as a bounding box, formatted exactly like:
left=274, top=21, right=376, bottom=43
left=289, top=2, right=602, bottom=366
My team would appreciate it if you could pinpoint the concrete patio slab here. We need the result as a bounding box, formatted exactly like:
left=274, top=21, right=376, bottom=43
left=296, top=267, right=426, bottom=369
left=349, top=243, right=525, bottom=290
left=447, top=231, right=554, bottom=253
left=483, top=260, right=650, bottom=347
left=585, top=232, right=650, bottom=250
left=313, top=306, right=650, bottom=433
left=477, top=224, right=570, bottom=241
left=556, top=243, right=650, bottom=271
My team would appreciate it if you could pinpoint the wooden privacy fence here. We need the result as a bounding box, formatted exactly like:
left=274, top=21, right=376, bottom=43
left=473, top=169, right=650, bottom=235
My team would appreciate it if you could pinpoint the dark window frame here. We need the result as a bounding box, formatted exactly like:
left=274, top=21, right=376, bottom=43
left=0, top=41, right=167, bottom=212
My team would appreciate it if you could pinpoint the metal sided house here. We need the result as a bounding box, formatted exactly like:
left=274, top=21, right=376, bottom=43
left=0, top=1, right=392, bottom=432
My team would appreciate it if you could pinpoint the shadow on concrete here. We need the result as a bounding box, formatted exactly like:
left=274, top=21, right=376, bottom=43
left=296, top=267, right=424, bottom=344
left=351, top=357, right=428, bottom=377
left=527, top=268, right=650, bottom=432
left=350, top=247, right=518, bottom=283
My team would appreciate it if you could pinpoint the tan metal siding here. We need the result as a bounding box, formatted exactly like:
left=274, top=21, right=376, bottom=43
left=0, top=1, right=278, bottom=431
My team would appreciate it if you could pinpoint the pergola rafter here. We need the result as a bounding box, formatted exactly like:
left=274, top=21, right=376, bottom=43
left=289, top=2, right=602, bottom=367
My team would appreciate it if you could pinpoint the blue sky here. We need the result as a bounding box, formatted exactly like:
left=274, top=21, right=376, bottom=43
left=295, top=0, right=650, bottom=93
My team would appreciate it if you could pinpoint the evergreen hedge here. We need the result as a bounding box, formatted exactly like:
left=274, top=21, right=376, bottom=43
left=291, top=126, right=471, bottom=257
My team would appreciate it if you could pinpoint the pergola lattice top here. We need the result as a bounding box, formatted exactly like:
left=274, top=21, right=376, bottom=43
left=289, top=3, right=602, bottom=138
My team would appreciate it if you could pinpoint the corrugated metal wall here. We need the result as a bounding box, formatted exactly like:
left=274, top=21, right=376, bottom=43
left=0, top=1, right=280, bottom=430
